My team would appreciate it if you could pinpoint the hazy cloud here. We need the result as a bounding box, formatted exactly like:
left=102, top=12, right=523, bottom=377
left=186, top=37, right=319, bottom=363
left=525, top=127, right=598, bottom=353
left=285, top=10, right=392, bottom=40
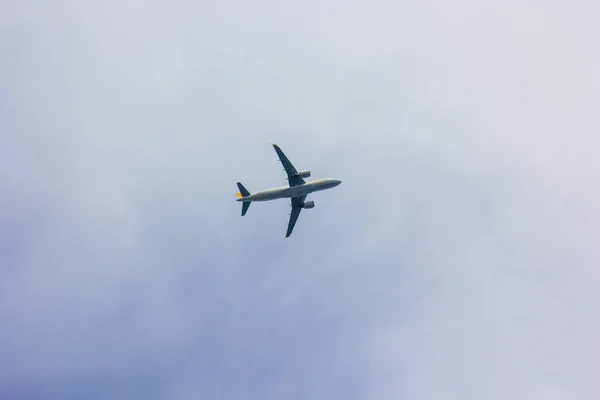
left=1, top=1, right=599, bottom=399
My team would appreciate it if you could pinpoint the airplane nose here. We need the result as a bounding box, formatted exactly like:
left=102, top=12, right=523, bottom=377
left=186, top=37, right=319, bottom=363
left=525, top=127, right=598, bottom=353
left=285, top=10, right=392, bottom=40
left=335, top=179, right=342, bottom=186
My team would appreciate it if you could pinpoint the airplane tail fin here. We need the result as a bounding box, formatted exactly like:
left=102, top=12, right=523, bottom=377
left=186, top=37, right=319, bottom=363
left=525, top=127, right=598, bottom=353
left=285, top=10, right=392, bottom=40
left=236, top=182, right=251, bottom=216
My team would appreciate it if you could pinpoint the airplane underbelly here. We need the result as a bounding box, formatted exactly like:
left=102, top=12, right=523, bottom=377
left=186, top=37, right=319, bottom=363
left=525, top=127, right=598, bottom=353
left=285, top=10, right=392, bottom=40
left=290, top=185, right=313, bottom=197
left=250, top=188, right=290, bottom=201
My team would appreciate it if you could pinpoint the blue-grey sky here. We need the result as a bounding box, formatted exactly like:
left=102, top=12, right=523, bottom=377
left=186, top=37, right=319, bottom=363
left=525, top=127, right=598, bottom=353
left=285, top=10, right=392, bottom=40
left=2, top=1, right=599, bottom=399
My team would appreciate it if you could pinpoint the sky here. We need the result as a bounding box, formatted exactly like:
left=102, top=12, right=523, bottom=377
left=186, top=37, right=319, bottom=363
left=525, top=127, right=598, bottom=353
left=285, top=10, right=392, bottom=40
left=1, top=1, right=599, bottom=399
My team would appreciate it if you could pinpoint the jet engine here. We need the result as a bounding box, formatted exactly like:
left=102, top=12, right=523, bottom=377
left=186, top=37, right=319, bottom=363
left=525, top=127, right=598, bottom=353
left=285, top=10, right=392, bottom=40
left=302, top=201, right=315, bottom=209
left=297, top=170, right=311, bottom=178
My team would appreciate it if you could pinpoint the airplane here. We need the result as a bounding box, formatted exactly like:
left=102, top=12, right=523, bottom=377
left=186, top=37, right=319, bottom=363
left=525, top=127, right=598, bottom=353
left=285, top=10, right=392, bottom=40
left=235, top=143, right=342, bottom=237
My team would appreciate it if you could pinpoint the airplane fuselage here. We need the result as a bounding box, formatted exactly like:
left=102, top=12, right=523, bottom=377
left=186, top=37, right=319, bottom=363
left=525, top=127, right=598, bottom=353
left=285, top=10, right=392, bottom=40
left=237, top=178, right=341, bottom=202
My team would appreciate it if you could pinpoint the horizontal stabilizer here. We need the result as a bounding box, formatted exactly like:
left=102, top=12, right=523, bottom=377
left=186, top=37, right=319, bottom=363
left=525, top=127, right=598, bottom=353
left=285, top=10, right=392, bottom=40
left=241, top=201, right=251, bottom=216
left=236, top=182, right=250, bottom=197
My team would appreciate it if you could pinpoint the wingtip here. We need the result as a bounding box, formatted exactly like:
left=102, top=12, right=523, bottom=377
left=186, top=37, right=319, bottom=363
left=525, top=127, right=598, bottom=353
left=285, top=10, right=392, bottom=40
left=268, top=142, right=276, bottom=146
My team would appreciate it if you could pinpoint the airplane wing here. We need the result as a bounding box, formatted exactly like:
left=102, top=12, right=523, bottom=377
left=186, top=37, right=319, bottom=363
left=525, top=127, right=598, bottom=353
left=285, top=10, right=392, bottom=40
left=269, top=143, right=305, bottom=187
left=285, top=195, right=306, bottom=237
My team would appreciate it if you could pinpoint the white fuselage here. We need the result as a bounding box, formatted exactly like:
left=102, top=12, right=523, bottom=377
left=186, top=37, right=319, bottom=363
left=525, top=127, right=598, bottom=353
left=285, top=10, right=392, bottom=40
left=237, top=178, right=341, bottom=202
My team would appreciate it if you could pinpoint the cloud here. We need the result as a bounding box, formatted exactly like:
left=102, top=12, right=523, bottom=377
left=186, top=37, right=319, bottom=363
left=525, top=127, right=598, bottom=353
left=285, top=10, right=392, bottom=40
left=1, top=0, right=599, bottom=399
